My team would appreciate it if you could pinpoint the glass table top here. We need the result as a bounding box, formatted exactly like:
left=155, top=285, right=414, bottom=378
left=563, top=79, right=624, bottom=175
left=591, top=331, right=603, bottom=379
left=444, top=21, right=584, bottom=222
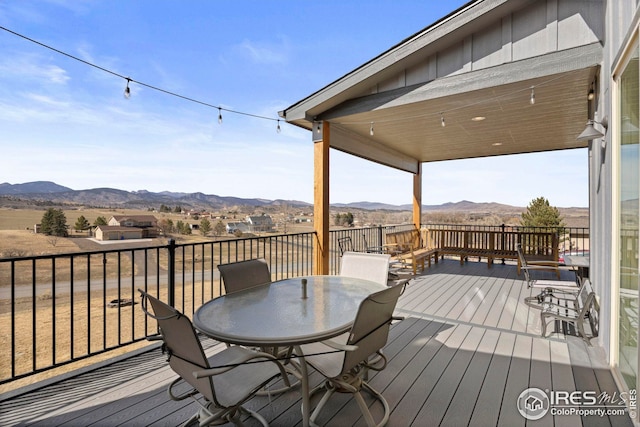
left=193, top=275, right=385, bottom=346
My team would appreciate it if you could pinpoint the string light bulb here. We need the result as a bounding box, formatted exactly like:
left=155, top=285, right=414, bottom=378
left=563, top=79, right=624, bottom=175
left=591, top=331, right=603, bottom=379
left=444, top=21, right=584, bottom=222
left=530, top=87, right=535, bottom=105
left=587, top=84, right=595, bottom=101
left=218, top=107, right=223, bottom=124
left=124, top=78, right=131, bottom=99
left=370, top=122, right=374, bottom=136
left=441, top=114, right=445, bottom=127
left=277, top=119, right=281, bottom=133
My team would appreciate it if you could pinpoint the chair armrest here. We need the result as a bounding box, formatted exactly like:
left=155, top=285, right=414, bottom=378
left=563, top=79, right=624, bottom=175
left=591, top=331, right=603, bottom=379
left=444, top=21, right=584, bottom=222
left=319, top=339, right=359, bottom=352
left=521, top=264, right=558, bottom=271
left=527, top=260, right=561, bottom=266
left=382, top=243, right=403, bottom=255
left=193, top=350, right=290, bottom=386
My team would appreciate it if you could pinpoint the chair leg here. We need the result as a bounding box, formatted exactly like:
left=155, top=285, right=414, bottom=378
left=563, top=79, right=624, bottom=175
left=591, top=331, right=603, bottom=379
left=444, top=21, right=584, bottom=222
left=309, top=387, right=336, bottom=426
left=361, top=382, right=391, bottom=427
left=540, top=314, right=548, bottom=337
left=309, top=378, right=390, bottom=427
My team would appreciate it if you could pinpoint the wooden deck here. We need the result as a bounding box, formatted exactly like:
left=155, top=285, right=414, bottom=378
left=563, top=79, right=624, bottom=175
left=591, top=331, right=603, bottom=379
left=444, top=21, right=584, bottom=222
left=0, top=259, right=633, bottom=426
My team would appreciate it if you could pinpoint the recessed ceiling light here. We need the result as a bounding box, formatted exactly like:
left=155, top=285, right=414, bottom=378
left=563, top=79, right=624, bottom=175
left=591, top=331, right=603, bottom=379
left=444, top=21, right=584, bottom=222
left=492, top=142, right=503, bottom=146
left=472, top=116, right=486, bottom=121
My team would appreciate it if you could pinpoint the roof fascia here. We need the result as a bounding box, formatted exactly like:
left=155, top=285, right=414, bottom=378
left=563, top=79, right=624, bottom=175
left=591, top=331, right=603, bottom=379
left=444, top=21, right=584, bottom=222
left=320, top=42, right=603, bottom=120
left=281, top=0, right=528, bottom=126
left=330, top=124, right=420, bottom=174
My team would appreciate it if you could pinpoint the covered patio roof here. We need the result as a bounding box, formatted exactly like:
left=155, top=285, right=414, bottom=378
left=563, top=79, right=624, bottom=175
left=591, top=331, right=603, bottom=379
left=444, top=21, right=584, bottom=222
left=280, top=0, right=602, bottom=173
left=279, top=0, right=602, bottom=274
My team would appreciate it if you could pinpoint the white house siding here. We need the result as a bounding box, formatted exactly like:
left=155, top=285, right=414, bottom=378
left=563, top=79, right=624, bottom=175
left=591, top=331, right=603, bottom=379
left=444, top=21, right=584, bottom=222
left=376, top=0, right=603, bottom=96
left=598, top=0, right=640, bottom=391
left=95, top=226, right=144, bottom=241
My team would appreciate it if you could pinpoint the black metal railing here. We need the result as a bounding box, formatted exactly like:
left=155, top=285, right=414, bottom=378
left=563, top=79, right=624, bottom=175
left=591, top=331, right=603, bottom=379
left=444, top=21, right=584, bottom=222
left=0, top=231, right=316, bottom=385
left=0, top=223, right=589, bottom=385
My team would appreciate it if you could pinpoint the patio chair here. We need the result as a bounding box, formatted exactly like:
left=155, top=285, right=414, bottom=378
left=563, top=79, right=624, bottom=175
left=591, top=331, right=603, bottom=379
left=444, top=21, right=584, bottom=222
left=362, top=233, right=384, bottom=254
left=138, top=289, right=289, bottom=427
left=337, top=236, right=355, bottom=256
left=539, top=279, right=599, bottom=344
left=298, top=283, right=405, bottom=427
left=217, top=259, right=300, bottom=391
left=524, top=277, right=586, bottom=309
left=218, top=258, right=271, bottom=294
left=516, top=241, right=563, bottom=278
left=517, top=243, right=579, bottom=291
left=340, top=251, right=392, bottom=287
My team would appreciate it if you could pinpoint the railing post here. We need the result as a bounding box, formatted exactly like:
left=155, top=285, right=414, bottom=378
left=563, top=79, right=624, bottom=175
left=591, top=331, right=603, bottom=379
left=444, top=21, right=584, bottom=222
left=377, top=225, right=383, bottom=250
left=501, top=223, right=506, bottom=265
left=167, top=238, right=176, bottom=307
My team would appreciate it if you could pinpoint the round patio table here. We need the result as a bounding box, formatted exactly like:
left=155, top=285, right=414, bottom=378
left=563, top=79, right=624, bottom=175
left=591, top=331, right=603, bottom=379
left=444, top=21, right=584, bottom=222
left=193, top=275, right=386, bottom=427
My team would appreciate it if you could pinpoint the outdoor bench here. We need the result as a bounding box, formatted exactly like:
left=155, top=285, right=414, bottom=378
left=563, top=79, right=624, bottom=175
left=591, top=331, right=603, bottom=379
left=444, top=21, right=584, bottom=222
left=383, top=228, right=439, bottom=275
left=422, top=228, right=560, bottom=274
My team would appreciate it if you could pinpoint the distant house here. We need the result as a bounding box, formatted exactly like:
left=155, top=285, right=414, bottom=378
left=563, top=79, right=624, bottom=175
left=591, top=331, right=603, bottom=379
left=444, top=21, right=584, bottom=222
left=226, top=222, right=250, bottom=234
left=245, top=214, right=274, bottom=233
left=107, top=215, right=159, bottom=238
left=95, top=225, right=144, bottom=241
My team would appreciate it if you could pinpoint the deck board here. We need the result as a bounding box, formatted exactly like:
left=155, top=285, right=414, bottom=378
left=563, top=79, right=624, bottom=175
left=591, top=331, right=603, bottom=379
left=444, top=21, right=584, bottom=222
left=434, top=327, right=500, bottom=426
left=0, top=259, right=634, bottom=427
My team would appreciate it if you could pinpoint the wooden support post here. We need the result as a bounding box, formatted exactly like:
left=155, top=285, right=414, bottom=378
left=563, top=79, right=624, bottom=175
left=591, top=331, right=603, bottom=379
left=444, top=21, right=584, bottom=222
left=413, top=162, right=422, bottom=230
left=313, top=121, right=330, bottom=275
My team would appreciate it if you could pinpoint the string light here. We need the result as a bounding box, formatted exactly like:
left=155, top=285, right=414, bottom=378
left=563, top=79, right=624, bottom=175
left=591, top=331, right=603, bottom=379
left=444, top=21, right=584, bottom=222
left=277, top=119, right=281, bottom=133
left=530, top=87, right=535, bottom=105
left=124, top=78, right=131, bottom=99
left=587, top=83, right=595, bottom=101
left=333, top=74, right=568, bottom=129
left=369, top=122, right=374, bottom=136
left=0, top=25, right=284, bottom=133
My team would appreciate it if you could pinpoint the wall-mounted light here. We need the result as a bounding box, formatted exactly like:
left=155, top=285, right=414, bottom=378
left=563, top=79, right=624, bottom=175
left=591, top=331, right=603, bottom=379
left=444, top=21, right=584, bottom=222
left=576, top=118, right=608, bottom=142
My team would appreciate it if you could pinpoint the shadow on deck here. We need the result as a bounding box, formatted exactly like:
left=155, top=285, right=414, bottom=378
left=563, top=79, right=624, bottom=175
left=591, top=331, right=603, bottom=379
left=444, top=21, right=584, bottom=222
left=0, top=259, right=633, bottom=426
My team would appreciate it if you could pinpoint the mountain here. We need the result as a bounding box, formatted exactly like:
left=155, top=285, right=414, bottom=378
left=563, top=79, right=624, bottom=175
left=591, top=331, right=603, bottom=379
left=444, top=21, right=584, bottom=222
left=0, top=181, right=72, bottom=194
left=0, top=182, right=311, bottom=210
left=332, top=200, right=525, bottom=212
left=0, top=182, right=587, bottom=215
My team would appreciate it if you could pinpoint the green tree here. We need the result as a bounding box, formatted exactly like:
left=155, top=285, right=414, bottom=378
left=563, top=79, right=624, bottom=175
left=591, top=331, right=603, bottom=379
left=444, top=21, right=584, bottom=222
left=159, top=204, right=171, bottom=213
left=41, top=208, right=68, bottom=237
left=176, top=220, right=192, bottom=235
left=334, top=212, right=354, bottom=226
left=520, top=197, right=565, bottom=228
left=93, top=216, right=108, bottom=226
left=174, top=206, right=182, bottom=213
left=200, top=218, right=211, bottom=236
left=74, top=215, right=90, bottom=232
left=214, top=220, right=226, bottom=237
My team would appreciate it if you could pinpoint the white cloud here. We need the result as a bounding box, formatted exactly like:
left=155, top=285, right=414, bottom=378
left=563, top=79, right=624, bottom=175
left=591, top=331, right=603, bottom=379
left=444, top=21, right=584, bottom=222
left=237, top=37, right=289, bottom=65
left=0, top=54, right=69, bottom=84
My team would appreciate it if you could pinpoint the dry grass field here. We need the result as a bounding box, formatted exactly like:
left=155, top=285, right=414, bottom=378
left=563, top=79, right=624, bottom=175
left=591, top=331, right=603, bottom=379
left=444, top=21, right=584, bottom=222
left=0, top=208, right=313, bottom=393
left=0, top=283, right=221, bottom=395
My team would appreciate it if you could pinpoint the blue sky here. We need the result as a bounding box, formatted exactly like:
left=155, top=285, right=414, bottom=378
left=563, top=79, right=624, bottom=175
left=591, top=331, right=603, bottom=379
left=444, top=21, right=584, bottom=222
left=0, top=1, right=587, bottom=208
